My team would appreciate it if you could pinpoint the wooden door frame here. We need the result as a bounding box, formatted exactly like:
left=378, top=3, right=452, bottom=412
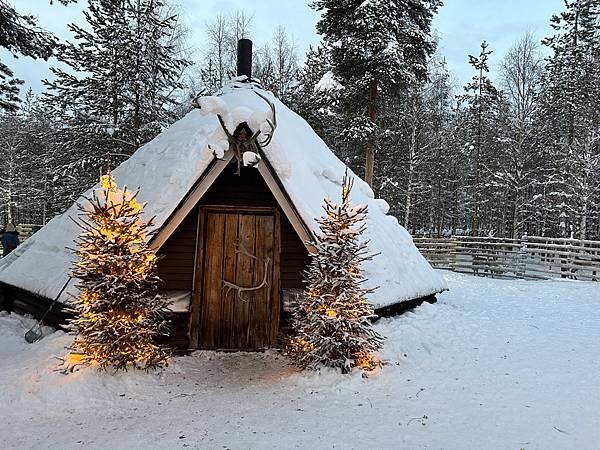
left=189, top=205, right=281, bottom=349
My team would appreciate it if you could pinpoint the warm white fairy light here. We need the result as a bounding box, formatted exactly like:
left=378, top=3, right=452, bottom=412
left=288, top=171, right=383, bottom=373
left=68, top=171, right=170, bottom=372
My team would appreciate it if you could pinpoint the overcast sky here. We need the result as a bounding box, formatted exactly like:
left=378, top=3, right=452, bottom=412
left=2, top=0, right=564, bottom=97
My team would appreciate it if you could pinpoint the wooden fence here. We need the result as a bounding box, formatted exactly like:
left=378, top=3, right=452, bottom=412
left=414, top=235, right=600, bottom=281
left=0, top=224, right=40, bottom=256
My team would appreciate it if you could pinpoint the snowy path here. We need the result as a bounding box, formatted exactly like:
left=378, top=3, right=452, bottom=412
left=0, top=271, right=598, bottom=449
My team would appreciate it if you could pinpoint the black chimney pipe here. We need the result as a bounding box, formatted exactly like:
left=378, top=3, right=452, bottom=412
left=237, top=38, right=253, bottom=80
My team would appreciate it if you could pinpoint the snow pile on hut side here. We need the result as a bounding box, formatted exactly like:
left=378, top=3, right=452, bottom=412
left=0, top=79, right=446, bottom=308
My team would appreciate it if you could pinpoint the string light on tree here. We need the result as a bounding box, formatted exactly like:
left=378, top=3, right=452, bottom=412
left=288, top=170, right=384, bottom=373
left=68, top=170, right=170, bottom=371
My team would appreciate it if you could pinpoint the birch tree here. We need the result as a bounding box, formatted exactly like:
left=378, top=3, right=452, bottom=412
left=495, top=33, right=544, bottom=237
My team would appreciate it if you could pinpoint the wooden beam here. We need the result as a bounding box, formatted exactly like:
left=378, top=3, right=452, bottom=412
left=270, top=209, right=281, bottom=345
left=150, top=152, right=234, bottom=251
left=256, top=160, right=316, bottom=254
left=188, top=209, right=206, bottom=349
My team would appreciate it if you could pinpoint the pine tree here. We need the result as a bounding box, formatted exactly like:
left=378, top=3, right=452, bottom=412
left=21, top=92, right=61, bottom=224
left=288, top=172, right=383, bottom=373
left=0, top=111, right=28, bottom=223
left=43, top=0, right=189, bottom=206
left=375, top=55, right=455, bottom=236
left=0, top=0, right=77, bottom=111
left=494, top=34, right=544, bottom=238
left=458, top=41, right=499, bottom=236
left=423, top=57, right=454, bottom=236
left=69, top=171, right=170, bottom=371
left=289, top=45, right=342, bottom=152
left=0, top=0, right=57, bottom=111
left=311, top=0, right=441, bottom=186
left=540, top=0, right=600, bottom=238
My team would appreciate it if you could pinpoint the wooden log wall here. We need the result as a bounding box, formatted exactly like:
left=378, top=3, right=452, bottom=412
left=157, top=212, right=198, bottom=291
left=414, top=236, right=600, bottom=281
left=0, top=283, right=74, bottom=327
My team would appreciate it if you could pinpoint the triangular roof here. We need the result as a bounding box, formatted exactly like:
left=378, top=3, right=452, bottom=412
left=0, top=80, right=447, bottom=308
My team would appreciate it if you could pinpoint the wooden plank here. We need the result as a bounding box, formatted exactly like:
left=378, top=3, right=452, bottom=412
left=189, top=210, right=205, bottom=349
left=270, top=210, right=281, bottom=346
left=159, top=250, right=196, bottom=261
left=160, top=252, right=195, bottom=261
left=234, top=214, right=255, bottom=348
left=159, top=262, right=195, bottom=271
left=524, top=243, right=599, bottom=254
left=220, top=213, right=239, bottom=348
left=526, top=236, right=600, bottom=246
left=161, top=281, right=194, bottom=290
left=199, top=205, right=278, bottom=215
left=158, top=272, right=193, bottom=290
left=159, top=243, right=196, bottom=253
left=249, top=216, right=264, bottom=348
left=525, top=256, right=600, bottom=270
left=157, top=209, right=199, bottom=293
left=280, top=215, right=309, bottom=291
left=156, top=272, right=197, bottom=280
left=250, top=214, right=272, bottom=348
left=453, top=236, right=521, bottom=243
left=199, top=212, right=225, bottom=348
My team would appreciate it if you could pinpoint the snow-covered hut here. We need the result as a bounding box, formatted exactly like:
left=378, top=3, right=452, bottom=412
left=0, top=42, right=446, bottom=351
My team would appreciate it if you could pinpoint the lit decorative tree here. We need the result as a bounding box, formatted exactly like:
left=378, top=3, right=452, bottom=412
left=69, top=171, right=170, bottom=371
left=288, top=171, right=384, bottom=373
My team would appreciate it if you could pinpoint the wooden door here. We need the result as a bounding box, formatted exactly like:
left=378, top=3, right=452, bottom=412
left=193, top=207, right=280, bottom=350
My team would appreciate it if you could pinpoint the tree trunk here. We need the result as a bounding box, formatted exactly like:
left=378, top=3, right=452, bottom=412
left=404, top=94, right=418, bottom=231
left=472, top=64, right=483, bottom=236
left=364, top=79, right=377, bottom=187
left=512, top=191, right=520, bottom=239
left=580, top=198, right=588, bottom=240
left=567, top=6, right=579, bottom=147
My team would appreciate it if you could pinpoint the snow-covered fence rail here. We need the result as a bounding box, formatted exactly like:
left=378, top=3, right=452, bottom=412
left=414, top=236, right=600, bottom=281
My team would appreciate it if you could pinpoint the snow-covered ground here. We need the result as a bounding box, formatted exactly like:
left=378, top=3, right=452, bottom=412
left=1, top=271, right=598, bottom=449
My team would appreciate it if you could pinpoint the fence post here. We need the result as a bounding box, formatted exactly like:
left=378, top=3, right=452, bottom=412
left=568, top=239, right=575, bottom=280
left=450, top=236, right=457, bottom=272
left=517, top=235, right=528, bottom=279
left=593, top=244, right=598, bottom=282
left=560, top=238, right=567, bottom=278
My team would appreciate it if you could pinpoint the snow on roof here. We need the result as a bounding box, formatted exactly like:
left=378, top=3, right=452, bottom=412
left=0, top=79, right=446, bottom=308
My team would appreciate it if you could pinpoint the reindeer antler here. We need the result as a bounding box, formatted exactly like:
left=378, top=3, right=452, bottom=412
left=255, top=91, right=277, bottom=147
left=217, top=114, right=236, bottom=144
left=191, top=91, right=278, bottom=176
left=190, top=89, right=207, bottom=110
left=222, top=239, right=271, bottom=302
